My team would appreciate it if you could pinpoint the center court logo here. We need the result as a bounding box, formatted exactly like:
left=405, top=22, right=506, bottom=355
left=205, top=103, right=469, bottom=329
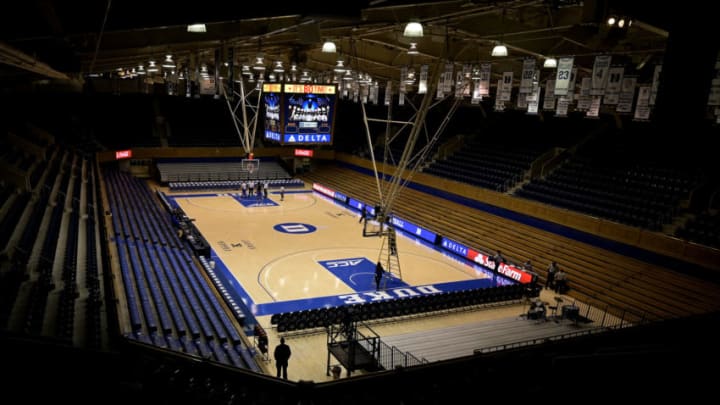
left=273, top=222, right=317, bottom=234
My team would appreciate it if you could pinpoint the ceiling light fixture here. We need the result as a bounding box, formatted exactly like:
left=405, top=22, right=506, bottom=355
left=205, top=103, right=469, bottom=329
left=187, top=23, right=206, bottom=33
left=491, top=43, right=508, bottom=57
left=403, top=21, right=423, bottom=38
left=322, top=41, right=337, bottom=53
left=543, top=57, right=558, bottom=68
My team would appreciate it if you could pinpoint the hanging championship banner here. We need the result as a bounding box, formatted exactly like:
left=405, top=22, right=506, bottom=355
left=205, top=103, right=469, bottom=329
left=436, top=77, right=444, bottom=99
left=517, top=92, right=527, bottom=109
left=616, top=77, right=636, bottom=113
left=577, top=77, right=592, bottom=110
left=590, top=55, right=612, bottom=95
left=604, top=66, right=624, bottom=104
left=587, top=96, right=601, bottom=117
left=443, top=63, right=454, bottom=93
left=361, top=82, right=369, bottom=104
left=418, top=65, right=428, bottom=94
left=566, top=68, right=578, bottom=102
left=554, top=57, right=574, bottom=96
left=479, top=63, right=492, bottom=96
left=384, top=81, right=392, bottom=106
left=462, top=64, right=472, bottom=97
left=352, top=81, right=359, bottom=103
left=494, top=79, right=505, bottom=111
left=455, top=70, right=464, bottom=98
left=634, top=85, right=652, bottom=120
left=556, top=97, right=569, bottom=117
left=650, top=64, right=662, bottom=105
left=527, top=86, right=541, bottom=114
left=526, top=70, right=540, bottom=102
left=520, top=58, right=536, bottom=94
left=500, top=71, right=513, bottom=101
left=370, top=82, right=379, bottom=104
left=543, top=79, right=556, bottom=110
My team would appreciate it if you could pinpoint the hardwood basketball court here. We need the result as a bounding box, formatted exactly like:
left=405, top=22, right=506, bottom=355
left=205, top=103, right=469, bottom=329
left=158, top=182, right=588, bottom=382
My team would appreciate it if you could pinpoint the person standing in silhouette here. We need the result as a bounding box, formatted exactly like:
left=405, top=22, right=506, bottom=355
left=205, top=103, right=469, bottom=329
left=359, top=206, right=367, bottom=223
left=280, top=186, right=285, bottom=201
left=274, top=337, right=291, bottom=380
left=375, top=261, right=385, bottom=290
left=546, top=261, right=558, bottom=290
left=492, top=250, right=505, bottom=272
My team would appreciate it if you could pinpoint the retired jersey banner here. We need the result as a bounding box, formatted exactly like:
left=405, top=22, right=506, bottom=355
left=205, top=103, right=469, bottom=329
left=478, top=63, right=492, bottom=96
left=634, top=85, right=652, bottom=121
left=370, top=82, right=379, bottom=104
left=604, top=66, right=624, bottom=104
left=455, top=70, right=464, bottom=98
left=554, top=57, right=574, bottom=96
left=520, top=58, right=536, bottom=94
left=500, top=72, right=513, bottom=101
left=566, top=68, right=578, bottom=102
left=517, top=92, right=527, bottom=109
left=590, top=55, right=612, bottom=95
left=617, top=77, right=636, bottom=113
left=462, top=64, right=472, bottom=97
left=494, top=79, right=505, bottom=111
left=556, top=97, right=569, bottom=117
left=526, top=70, right=540, bottom=102
left=577, top=77, right=592, bottom=110
left=543, top=79, right=556, bottom=110
left=443, top=63, right=454, bottom=93
left=527, top=86, right=541, bottom=114
left=384, top=81, right=392, bottom=106
left=586, top=95, right=601, bottom=118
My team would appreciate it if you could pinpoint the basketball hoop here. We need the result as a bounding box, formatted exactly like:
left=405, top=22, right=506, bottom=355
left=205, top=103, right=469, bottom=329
left=241, top=158, right=260, bottom=177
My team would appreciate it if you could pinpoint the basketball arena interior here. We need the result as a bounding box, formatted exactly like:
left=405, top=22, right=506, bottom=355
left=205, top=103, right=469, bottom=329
left=2, top=1, right=720, bottom=403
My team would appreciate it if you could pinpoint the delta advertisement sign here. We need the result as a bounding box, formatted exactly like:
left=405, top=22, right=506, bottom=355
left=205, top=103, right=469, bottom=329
left=440, top=237, right=534, bottom=284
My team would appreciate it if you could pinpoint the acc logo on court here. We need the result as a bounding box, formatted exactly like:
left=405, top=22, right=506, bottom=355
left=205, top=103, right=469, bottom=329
left=273, top=222, right=317, bottom=234
left=325, top=259, right=363, bottom=268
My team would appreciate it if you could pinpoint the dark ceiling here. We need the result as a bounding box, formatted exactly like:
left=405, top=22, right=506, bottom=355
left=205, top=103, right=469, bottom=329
left=0, top=0, right=703, bottom=90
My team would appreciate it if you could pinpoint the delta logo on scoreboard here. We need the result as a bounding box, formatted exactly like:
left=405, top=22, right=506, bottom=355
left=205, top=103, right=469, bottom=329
left=284, top=134, right=331, bottom=143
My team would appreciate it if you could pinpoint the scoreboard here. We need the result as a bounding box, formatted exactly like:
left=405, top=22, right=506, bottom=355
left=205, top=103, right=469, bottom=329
left=263, top=83, right=337, bottom=145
